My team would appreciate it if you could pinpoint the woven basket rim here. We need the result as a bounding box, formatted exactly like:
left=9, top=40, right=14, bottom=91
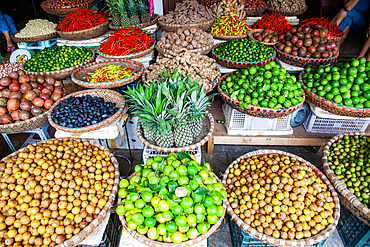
left=275, top=47, right=339, bottom=63
left=156, top=42, right=213, bottom=55
left=248, top=29, right=279, bottom=46
left=222, top=149, right=340, bottom=247
left=245, top=4, right=267, bottom=10
left=211, top=32, right=249, bottom=40
left=41, top=0, right=93, bottom=10
left=299, top=71, right=370, bottom=113
left=47, top=89, right=125, bottom=133
left=0, top=110, right=48, bottom=133
left=158, top=18, right=215, bottom=29
left=119, top=171, right=226, bottom=247
left=141, top=65, right=221, bottom=93
left=109, top=13, right=160, bottom=30
left=136, top=111, right=214, bottom=152
left=12, top=32, right=58, bottom=43
left=0, top=137, right=119, bottom=247
left=212, top=42, right=276, bottom=66
left=267, top=5, right=308, bottom=15
left=98, top=41, right=155, bottom=59
left=24, top=48, right=95, bottom=75
left=322, top=132, right=370, bottom=220
left=57, top=19, right=109, bottom=35
left=217, top=71, right=305, bottom=115
left=71, top=58, right=144, bottom=88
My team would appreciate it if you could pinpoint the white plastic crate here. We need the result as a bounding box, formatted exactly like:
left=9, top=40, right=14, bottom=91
left=303, top=111, right=370, bottom=134
left=222, top=104, right=293, bottom=135
left=142, top=146, right=201, bottom=164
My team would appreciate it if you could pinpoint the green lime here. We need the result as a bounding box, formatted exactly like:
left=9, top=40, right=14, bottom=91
left=144, top=217, right=156, bottom=227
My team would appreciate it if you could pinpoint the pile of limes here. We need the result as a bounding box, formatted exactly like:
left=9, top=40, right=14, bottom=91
left=327, top=134, right=370, bottom=207
left=116, top=153, right=227, bottom=244
left=213, top=38, right=274, bottom=63
left=220, top=61, right=304, bottom=109
left=302, top=57, right=370, bottom=108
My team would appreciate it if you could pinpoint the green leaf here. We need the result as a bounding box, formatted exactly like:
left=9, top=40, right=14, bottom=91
left=194, top=187, right=208, bottom=195
left=149, top=183, right=166, bottom=192
left=168, top=183, right=177, bottom=194
left=125, top=188, right=138, bottom=193
left=171, top=198, right=181, bottom=203
left=166, top=231, right=169, bottom=238
left=177, top=152, right=191, bottom=160
left=159, top=188, right=168, bottom=197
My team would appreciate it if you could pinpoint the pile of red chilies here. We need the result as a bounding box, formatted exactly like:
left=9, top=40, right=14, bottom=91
left=252, top=13, right=292, bottom=34
left=299, top=17, right=344, bottom=38
left=98, top=28, right=155, bottom=56
left=57, top=9, right=107, bottom=31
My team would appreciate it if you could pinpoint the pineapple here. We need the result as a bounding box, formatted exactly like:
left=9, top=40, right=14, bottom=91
left=138, top=0, right=151, bottom=24
left=172, top=92, right=193, bottom=147
left=143, top=126, right=157, bottom=142
left=117, top=0, right=131, bottom=27
left=188, top=83, right=212, bottom=138
left=127, top=0, right=141, bottom=25
left=106, top=0, right=121, bottom=26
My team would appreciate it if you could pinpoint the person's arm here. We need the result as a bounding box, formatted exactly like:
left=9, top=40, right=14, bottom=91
left=343, top=0, right=360, bottom=12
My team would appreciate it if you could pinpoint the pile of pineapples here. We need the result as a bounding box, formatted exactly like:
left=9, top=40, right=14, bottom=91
left=124, top=69, right=212, bottom=148
left=106, top=0, right=151, bottom=27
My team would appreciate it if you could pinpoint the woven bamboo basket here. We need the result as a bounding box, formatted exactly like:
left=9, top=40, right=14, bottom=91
left=48, top=89, right=125, bottom=133
left=71, top=59, right=144, bottom=89
left=158, top=18, right=215, bottom=32
left=109, top=13, right=160, bottom=30
left=218, top=72, right=305, bottom=118
left=323, top=132, right=370, bottom=226
left=137, top=111, right=214, bottom=153
left=141, top=66, right=221, bottom=93
left=299, top=71, right=370, bottom=117
left=248, top=29, right=279, bottom=46
left=211, top=32, right=249, bottom=41
left=24, top=48, right=95, bottom=80
left=0, top=137, right=120, bottom=247
left=12, top=32, right=58, bottom=43
left=118, top=171, right=226, bottom=247
left=267, top=5, right=308, bottom=16
left=97, top=41, right=155, bottom=60
left=222, top=149, right=341, bottom=247
left=57, top=20, right=109, bottom=40
left=212, top=43, right=276, bottom=69
left=244, top=5, right=267, bottom=16
left=275, top=47, right=339, bottom=67
left=40, top=0, right=94, bottom=16
left=156, top=43, right=213, bottom=55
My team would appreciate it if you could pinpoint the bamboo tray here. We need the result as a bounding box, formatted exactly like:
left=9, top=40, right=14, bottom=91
left=248, top=29, right=279, bottom=46
left=24, top=48, right=95, bottom=80
left=40, top=0, right=94, bottom=16
left=222, top=149, right=340, bottom=247
left=97, top=42, right=155, bottom=60
left=299, top=71, right=370, bottom=118
left=1, top=137, right=120, bottom=247
left=71, top=58, right=144, bottom=89
left=218, top=72, right=305, bottom=118
left=12, top=32, right=58, bottom=43
left=57, top=20, right=109, bottom=40
left=323, top=132, right=370, bottom=226
left=118, top=171, right=226, bottom=246
left=48, top=89, right=125, bottom=133
left=267, top=5, right=308, bottom=16
left=158, top=18, right=215, bottom=32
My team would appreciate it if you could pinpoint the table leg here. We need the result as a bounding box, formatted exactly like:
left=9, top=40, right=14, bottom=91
left=124, top=123, right=133, bottom=162
left=2, top=134, right=16, bottom=152
left=315, top=146, right=324, bottom=154
left=207, top=136, right=215, bottom=154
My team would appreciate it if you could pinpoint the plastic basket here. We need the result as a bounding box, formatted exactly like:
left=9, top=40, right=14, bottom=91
left=303, top=111, right=370, bottom=134
left=337, top=204, right=370, bottom=247
left=142, top=145, right=201, bottom=164
left=222, top=104, right=293, bottom=135
left=228, top=215, right=327, bottom=247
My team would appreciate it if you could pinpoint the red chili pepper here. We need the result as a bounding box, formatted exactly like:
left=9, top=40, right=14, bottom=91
left=98, top=28, right=155, bottom=56
left=57, top=9, right=108, bottom=32
left=252, top=13, right=292, bottom=35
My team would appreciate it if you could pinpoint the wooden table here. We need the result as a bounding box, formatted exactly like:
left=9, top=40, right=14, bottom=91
left=207, top=100, right=337, bottom=154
